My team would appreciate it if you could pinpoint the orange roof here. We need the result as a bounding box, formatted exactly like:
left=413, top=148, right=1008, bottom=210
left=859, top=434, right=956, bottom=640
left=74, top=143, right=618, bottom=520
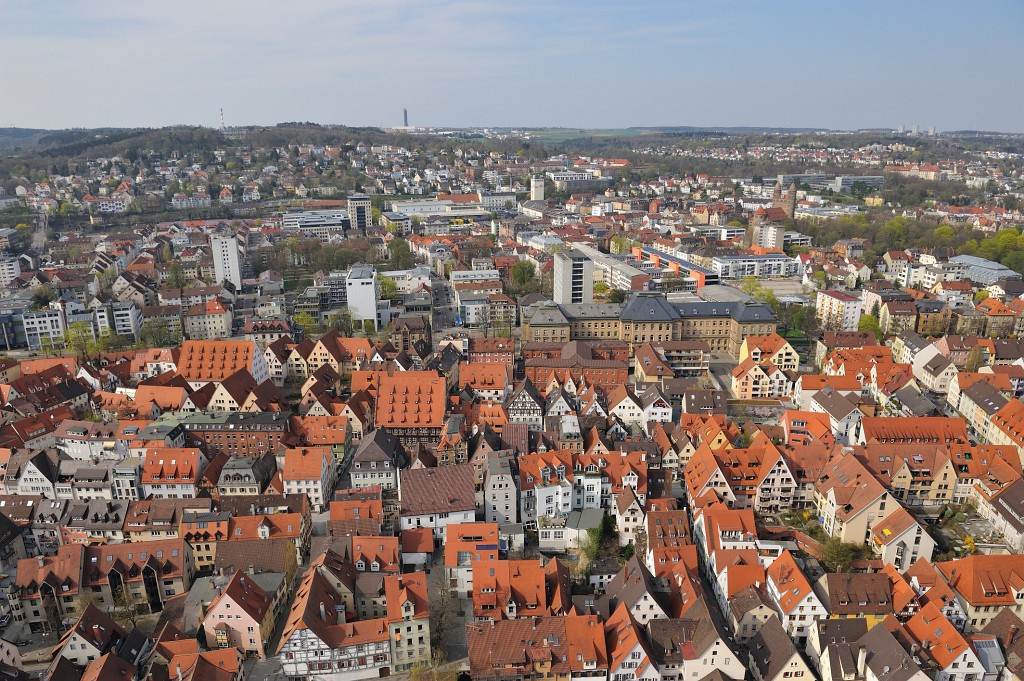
left=141, top=448, right=203, bottom=486
left=351, top=536, right=400, bottom=573
left=282, top=447, right=330, bottom=481
left=899, top=602, right=969, bottom=668
left=178, top=340, right=258, bottom=383
left=458, top=362, right=510, bottom=390
left=444, top=522, right=500, bottom=568
left=766, top=550, right=814, bottom=615
left=375, top=372, right=446, bottom=430
left=936, top=554, right=1024, bottom=608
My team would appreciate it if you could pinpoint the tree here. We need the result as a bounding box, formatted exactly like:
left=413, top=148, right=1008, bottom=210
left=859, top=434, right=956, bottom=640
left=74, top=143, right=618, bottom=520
left=294, top=312, right=320, bottom=340
left=810, top=270, right=828, bottom=290
left=608, top=290, right=625, bottom=304
left=378, top=275, right=398, bottom=300
left=329, top=309, right=355, bottom=336
left=409, top=649, right=457, bottom=681
left=510, top=259, right=537, bottom=289
left=820, top=538, right=861, bottom=573
left=387, top=238, right=415, bottom=270
left=140, top=318, right=176, bottom=348
left=65, top=321, right=96, bottom=359
left=161, top=243, right=174, bottom=263
left=165, top=262, right=188, bottom=288
left=740, top=276, right=763, bottom=298
left=858, top=313, right=883, bottom=342
left=363, top=320, right=376, bottom=335
left=34, top=283, right=56, bottom=307
left=110, top=587, right=144, bottom=629
left=974, top=290, right=990, bottom=303
left=965, top=345, right=986, bottom=373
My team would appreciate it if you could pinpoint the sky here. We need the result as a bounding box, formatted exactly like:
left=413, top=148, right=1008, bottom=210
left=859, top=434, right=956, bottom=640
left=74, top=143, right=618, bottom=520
left=2, top=0, right=1023, bottom=133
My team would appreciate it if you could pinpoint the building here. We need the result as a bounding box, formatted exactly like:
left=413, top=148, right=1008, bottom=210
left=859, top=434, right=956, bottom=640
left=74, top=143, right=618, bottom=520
left=553, top=248, right=594, bottom=305
left=9, top=540, right=194, bottom=633
left=211, top=234, right=243, bottom=289
left=182, top=300, right=234, bottom=340
left=817, top=290, right=864, bottom=332
left=346, top=265, right=382, bottom=331
left=347, top=194, right=371, bottom=233
left=197, top=569, right=282, bottom=660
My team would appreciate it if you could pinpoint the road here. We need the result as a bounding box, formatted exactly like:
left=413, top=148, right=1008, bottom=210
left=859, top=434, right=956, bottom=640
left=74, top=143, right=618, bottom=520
left=32, top=211, right=47, bottom=251
left=431, top=275, right=457, bottom=329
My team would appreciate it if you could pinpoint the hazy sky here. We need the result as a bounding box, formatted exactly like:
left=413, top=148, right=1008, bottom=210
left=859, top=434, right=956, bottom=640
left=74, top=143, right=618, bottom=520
left=3, top=0, right=1022, bottom=132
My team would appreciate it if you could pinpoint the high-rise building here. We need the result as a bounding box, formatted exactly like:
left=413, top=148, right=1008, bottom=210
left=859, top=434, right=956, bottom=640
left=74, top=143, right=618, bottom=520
left=530, top=175, right=545, bottom=202
left=211, top=234, right=243, bottom=288
left=346, top=265, right=380, bottom=330
left=553, top=249, right=594, bottom=305
left=347, top=194, right=371, bottom=234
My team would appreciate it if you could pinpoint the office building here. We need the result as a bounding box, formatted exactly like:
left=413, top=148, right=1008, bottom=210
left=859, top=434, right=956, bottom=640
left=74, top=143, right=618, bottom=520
left=211, top=234, right=243, bottom=289
left=347, top=194, right=371, bottom=234
left=553, top=249, right=594, bottom=305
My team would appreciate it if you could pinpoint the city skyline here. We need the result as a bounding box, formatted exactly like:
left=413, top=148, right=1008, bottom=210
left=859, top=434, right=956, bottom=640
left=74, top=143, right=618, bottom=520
left=2, top=0, right=1023, bottom=133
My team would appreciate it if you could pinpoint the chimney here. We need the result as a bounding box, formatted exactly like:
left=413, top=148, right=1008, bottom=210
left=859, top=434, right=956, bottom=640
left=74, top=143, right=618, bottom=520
left=37, top=556, right=45, bottom=567
left=858, top=646, right=867, bottom=676
left=248, top=565, right=255, bottom=576
left=1010, top=625, right=1019, bottom=646
left=320, top=602, right=327, bottom=620
left=176, top=663, right=183, bottom=681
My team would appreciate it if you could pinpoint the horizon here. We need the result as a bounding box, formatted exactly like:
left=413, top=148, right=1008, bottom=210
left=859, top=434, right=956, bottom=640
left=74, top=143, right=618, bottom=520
left=3, top=0, right=1023, bottom=134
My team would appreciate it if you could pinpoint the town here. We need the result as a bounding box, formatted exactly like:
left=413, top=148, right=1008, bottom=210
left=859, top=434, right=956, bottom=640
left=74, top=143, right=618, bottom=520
left=0, top=121, right=1022, bottom=681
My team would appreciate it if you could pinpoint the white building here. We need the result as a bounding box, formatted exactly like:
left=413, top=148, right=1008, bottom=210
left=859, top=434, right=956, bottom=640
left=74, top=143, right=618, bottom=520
left=553, top=248, right=594, bottom=305
left=816, top=290, right=864, bottom=332
left=111, top=302, right=143, bottom=341
left=0, top=258, right=21, bottom=287
left=346, top=265, right=380, bottom=331
left=211, top=234, right=243, bottom=289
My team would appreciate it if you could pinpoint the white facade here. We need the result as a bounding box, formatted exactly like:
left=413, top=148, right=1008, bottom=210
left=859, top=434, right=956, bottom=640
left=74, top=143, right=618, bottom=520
left=212, top=234, right=243, bottom=288
left=0, top=258, right=21, bottom=287
left=111, top=302, right=143, bottom=340
left=553, top=249, right=594, bottom=305
left=346, top=265, right=380, bottom=331
left=816, top=290, right=864, bottom=332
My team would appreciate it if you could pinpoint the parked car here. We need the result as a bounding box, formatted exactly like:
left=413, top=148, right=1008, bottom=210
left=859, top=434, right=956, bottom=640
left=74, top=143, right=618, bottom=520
left=0, top=614, right=9, bottom=628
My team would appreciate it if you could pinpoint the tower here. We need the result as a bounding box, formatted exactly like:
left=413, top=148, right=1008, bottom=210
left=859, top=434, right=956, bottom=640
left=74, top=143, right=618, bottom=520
left=553, top=249, right=594, bottom=305
left=347, top=194, right=371, bottom=234
left=403, top=108, right=409, bottom=127
left=212, top=234, right=242, bottom=289
left=530, top=175, right=545, bottom=202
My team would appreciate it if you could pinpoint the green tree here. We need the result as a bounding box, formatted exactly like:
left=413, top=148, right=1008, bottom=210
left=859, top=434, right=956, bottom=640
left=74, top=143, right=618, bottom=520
left=363, top=319, right=376, bottom=335
left=510, top=259, right=537, bottom=288
left=739, top=276, right=763, bottom=298
left=965, top=345, right=986, bottom=373
left=858, top=313, right=883, bottom=342
left=166, top=263, right=187, bottom=290
left=820, top=538, right=861, bottom=573
left=33, top=284, right=56, bottom=308
left=294, top=312, right=320, bottom=340
left=378, top=275, right=398, bottom=300
left=810, top=270, right=828, bottom=290
left=974, top=290, right=990, bottom=303
left=161, top=243, right=174, bottom=263
left=140, top=318, right=176, bottom=348
left=329, top=309, right=355, bottom=336
left=65, top=321, right=95, bottom=359
left=387, top=238, right=415, bottom=270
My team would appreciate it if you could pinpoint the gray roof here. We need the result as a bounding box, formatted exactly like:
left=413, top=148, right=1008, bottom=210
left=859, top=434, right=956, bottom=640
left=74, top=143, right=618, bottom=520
left=960, top=381, right=1009, bottom=416
left=523, top=302, right=569, bottom=326
left=621, top=293, right=681, bottom=323
left=353, top=428, right=407, bottom=465
left=749, top=616, right=799, bottom=681
left=813, top=388, right=859, bottom=420
left=858, top=623, right=923, bottom=681
left=892, top=386, right=939, bottom=417
left=809, top=617, right=869, bottom=650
